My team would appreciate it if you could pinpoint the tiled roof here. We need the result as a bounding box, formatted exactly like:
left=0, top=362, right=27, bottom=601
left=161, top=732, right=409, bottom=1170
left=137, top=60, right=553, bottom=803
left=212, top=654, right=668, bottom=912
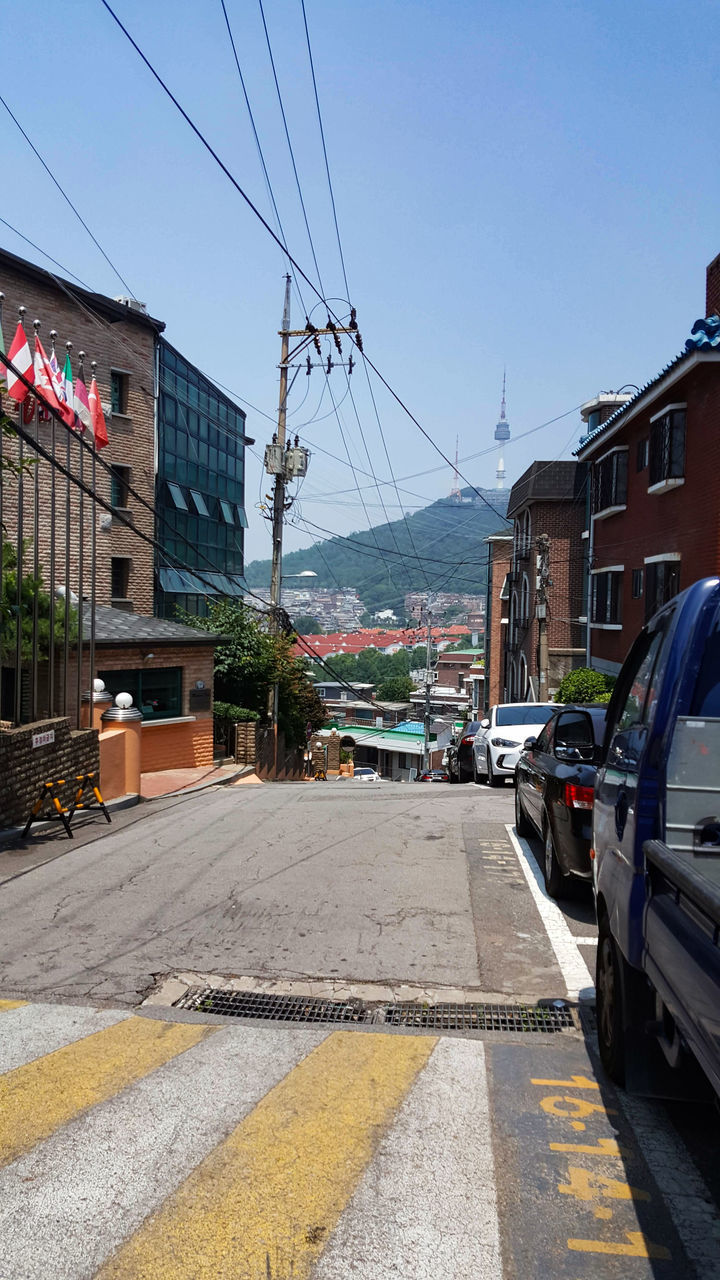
left=686, top=315, right=720, bottom=351
left=85, top=604, right=223, bottom=646
left=506, top=461, right=584, bottom=515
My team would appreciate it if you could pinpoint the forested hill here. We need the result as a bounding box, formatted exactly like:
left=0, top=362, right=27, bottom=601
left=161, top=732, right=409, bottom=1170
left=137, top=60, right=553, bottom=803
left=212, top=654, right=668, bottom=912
left=245, top=488, right=510, bottom=617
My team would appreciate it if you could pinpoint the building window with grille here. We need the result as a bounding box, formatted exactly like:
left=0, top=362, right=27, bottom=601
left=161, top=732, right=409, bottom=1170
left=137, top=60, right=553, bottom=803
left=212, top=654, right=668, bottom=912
left=591, top=569, right=623, bottom=626
left=110, top=464, right=131, bottom=509
left=111, top=557, right=131, bottom=601
left=645, top=559, right=680, bottom=621
left=592, top=449, right=628, bottom=515
left=631, top=568, right=644, bottom=599
left=649, top=407, right=685, bottom=488
left=110, top=370, right=130, bottom=415
left=636, top=438, right=649, bottom=472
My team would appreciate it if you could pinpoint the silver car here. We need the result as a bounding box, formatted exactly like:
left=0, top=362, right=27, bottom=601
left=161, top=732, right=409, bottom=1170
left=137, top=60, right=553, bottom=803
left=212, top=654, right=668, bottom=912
left=472, top=703, right=557, bottom=786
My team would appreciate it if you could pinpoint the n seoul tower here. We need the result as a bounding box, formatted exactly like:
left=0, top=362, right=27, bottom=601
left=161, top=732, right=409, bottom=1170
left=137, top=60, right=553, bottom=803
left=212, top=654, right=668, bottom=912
left=494, top=371, right=510, bottom=489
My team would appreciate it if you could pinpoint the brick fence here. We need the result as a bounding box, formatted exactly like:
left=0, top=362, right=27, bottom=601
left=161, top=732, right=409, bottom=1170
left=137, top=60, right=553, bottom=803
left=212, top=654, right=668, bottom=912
left=0, top=717, right=99, bottom=829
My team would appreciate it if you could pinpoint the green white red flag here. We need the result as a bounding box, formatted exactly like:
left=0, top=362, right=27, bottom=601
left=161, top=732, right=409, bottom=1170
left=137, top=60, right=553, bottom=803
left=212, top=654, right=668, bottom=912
left=88, top=376, right=109, bottom=449
left=73, top=367, right=92, bottom=433
left=5, top=322, right=34, bottom=401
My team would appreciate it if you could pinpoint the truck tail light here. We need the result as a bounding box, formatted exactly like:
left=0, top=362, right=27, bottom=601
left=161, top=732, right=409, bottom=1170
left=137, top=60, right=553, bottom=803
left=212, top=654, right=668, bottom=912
left=564, top=783, right=594, bottom=810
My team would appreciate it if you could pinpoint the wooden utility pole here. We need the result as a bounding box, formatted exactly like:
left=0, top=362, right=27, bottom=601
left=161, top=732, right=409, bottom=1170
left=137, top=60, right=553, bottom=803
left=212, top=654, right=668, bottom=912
left=536, top=533, right=551, bottom=701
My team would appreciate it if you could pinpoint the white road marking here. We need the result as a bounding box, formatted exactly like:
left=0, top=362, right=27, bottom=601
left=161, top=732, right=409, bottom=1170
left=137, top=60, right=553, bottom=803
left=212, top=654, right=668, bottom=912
left=314, top=1037, right=502, bottom=1279
left=616, top=1090, right=720, bottom=1277
left=0, top=1023, right=327, bottom=1280
left=573, top=936, right=598, bottom=946
left=0, top=1001, right=129, bottom=1074
left=505, top=824, right=594, bottom=1001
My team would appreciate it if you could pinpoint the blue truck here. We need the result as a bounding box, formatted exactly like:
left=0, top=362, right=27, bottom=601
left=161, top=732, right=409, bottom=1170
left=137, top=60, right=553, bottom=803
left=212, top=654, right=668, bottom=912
left=593, top=576, right=720, bottom=1097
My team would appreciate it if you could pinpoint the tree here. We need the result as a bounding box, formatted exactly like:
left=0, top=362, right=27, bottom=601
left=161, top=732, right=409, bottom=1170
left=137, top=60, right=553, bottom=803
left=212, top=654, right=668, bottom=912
left=293, top=615, right=323, bottom=635
left=0, top=539, right=76, bottom=663
left=179, top=599, right=326, bottom=745
left=377, top=676, right=414, bottom=702
left=555, top=666, right=615, bottom=705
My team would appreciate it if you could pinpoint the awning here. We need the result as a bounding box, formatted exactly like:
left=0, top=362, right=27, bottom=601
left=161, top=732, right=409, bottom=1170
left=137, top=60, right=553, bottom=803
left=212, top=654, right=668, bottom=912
left=158, top=568, right=247, bottom=597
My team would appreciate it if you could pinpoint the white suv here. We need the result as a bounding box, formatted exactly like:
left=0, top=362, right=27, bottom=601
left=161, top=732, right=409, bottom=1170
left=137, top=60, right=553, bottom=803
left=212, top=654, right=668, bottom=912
left=472, top=703, right=557, bottom=786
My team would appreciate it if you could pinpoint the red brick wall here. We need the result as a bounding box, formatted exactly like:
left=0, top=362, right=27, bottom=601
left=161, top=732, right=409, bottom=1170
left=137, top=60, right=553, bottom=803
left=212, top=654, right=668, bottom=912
left=0, top=258, right=157, bottom=615
left=94, top=643, right=215, bottom=718
left=587, top=362, right=720, bottom=670
left=707, top=254, right=720, bottom=317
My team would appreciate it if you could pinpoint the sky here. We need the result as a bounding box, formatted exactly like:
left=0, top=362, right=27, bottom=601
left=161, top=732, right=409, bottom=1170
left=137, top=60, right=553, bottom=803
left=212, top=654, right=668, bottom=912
left=2, top=0, right=719, bottom=569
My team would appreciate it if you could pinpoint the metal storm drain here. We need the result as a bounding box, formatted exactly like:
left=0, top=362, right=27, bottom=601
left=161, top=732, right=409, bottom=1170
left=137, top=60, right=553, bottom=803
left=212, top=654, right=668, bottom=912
left=174, top=987, right=575, bottom=1034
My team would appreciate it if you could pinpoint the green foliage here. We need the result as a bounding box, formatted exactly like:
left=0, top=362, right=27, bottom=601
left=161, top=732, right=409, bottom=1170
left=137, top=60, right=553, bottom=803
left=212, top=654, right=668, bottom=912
left=443, top=635, right=476, bottom=652
left=179, top=599, right=326, bottom=746
left=245, top=489, right=509, bottom=616
left=376, top=676, right=414, bottom=701
left=555, top=667, right=616, bottom=704
left=293, top=615, right=323, bottom=634
left=213, top=702, right=260, bottom=723
left=0, top=539, right=76, bottom=662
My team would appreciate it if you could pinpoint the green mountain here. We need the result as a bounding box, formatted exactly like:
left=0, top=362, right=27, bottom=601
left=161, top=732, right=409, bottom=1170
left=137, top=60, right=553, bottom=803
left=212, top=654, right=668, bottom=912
left=245, top=488, right=510, bottom=617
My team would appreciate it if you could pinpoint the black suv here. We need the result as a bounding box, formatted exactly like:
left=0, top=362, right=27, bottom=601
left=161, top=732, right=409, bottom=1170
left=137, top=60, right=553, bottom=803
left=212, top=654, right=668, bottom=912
left=446, top=721, right=482, bottom=783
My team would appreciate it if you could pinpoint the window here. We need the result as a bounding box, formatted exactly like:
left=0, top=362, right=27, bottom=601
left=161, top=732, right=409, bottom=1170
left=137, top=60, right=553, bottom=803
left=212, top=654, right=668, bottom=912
left=110, top=464, right=131, bottom=509
left=690, top=626, right=720, bottom=717
left=645, top=559, right=680, bottom=621
left=614, top=629, right=665, bottom=737
left=591, top=570, right=623, bottom=625
left=631, top=568, right=644, bottom=599
left=235, top=505, right=249, bottom=529
left=520, top=574, right=530, bottom=624
left=514, top=510, right=531, bottom=558
left=99, top=667, right=182, bottom=721
left=167, top=482, right=188, bottom=511
left=649, top=408, right=685, bottom=487
left=636, top=438, right=649, bottom=471
left=592, top=449, right=628, bottom=514
left=535, top=720, right=554, bottom=754
left=110, top=370, right=129, bottom=415
left=110, top=557, right=130, bottom=600
left=189, top=490, right=210, bottom=517
left=219, top=500, right=235, bottom=525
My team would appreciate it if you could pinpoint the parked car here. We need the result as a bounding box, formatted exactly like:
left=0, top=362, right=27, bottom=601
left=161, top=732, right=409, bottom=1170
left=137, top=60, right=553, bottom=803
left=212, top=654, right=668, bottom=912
left=593, top=576, right=720, bottom=1099
left=350, top=767, right=382, bottom=782
left=472, top=703, right=556, bottom=786
left=514, top=704, right=607, bottom=896
left=416, top=769, right=449, bottom=783
left=446, top=721, right=483, bottom=783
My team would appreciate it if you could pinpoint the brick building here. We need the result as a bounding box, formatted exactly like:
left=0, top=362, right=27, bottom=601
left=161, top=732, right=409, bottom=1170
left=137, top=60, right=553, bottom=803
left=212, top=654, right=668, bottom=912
left=482, top=533, right=512, bottom=710
left=0, top=244, right=161, bottom=616
left=577, top=255, right=720, bottom=676
left=502, top=461, right=589, bottom=701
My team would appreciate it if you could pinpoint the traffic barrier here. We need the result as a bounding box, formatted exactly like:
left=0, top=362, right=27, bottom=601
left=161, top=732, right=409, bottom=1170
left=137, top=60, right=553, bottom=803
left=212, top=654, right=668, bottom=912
left=22, top=773, right=111, bottom=840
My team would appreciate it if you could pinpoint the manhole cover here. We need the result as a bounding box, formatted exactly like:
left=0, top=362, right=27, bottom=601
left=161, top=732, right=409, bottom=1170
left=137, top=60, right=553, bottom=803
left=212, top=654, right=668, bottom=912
left=175, top=987, right=575, bottom=1034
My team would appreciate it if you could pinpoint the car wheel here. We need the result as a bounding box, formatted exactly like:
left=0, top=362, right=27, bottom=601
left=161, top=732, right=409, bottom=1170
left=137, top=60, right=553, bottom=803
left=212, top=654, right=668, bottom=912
left=487, top=753, right=501, bottom=787
left=543, top=822, right=565, bottom=898
left=514, top=784, right=533, bottom=837
left=596, top=915, right=626, bottom=1085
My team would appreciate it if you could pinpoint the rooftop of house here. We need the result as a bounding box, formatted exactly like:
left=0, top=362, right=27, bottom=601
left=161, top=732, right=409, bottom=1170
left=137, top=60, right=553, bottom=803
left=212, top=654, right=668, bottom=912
left=84, top=604, right=224, bottom=647
left=0, top=245, right=166, bottom=334
left=506, top=461, right=586, bottom=516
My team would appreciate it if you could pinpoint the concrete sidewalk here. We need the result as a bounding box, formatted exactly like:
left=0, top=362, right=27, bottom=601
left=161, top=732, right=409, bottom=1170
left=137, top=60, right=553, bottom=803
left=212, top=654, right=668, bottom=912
left=141, top=762, right=249, bottom=798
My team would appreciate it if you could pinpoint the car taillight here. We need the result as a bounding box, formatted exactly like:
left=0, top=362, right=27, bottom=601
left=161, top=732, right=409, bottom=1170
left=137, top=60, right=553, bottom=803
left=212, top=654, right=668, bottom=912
left=461, top=735, right=475, bottom=744
left=564, top=783, right=594, bottom=810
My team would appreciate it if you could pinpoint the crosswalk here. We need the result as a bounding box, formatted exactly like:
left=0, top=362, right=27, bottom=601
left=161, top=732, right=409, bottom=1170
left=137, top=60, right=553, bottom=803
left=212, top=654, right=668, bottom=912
left=0, top=998, right=718, bottom=1279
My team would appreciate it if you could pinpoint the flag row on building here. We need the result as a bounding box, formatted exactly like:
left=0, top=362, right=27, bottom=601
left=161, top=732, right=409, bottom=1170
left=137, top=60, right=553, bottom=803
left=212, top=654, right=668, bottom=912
left=0, top=316, right=108, bottom=449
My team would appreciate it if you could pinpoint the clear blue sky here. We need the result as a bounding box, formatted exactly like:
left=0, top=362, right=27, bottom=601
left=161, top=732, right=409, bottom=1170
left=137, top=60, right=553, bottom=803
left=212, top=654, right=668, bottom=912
left=2, top=0, right=718, bottom=565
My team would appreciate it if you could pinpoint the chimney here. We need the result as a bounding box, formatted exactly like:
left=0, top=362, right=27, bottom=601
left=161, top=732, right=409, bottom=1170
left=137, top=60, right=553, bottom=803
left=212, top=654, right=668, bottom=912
left=706, top=254, right=720, bottom=318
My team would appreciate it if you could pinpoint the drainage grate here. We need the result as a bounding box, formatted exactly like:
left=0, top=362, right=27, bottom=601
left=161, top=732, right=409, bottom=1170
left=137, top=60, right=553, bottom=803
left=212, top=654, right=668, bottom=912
left=175, top=987, right=574, bottom=1034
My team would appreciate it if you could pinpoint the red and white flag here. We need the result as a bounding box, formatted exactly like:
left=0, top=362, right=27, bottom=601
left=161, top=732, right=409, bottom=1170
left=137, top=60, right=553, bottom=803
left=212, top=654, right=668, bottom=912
left=73, top=370, right=93, bottom=433
left=34, top=336, right=68, bottom=421
left=5, top=322, right=34, bottom=402
left=88, top=377, right=109, bottom=449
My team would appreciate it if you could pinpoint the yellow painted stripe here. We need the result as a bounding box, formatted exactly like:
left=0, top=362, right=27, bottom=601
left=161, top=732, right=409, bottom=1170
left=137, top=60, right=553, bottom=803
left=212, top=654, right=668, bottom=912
left=0, top=999, right=27, bottom=1012
left=98, top=1029, right=436, bottom=1280
left=0, top=1016, right=211, bottom=1168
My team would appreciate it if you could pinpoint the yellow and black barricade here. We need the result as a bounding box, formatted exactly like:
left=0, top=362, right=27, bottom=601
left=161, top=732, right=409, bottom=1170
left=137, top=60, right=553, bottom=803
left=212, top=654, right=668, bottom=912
left=22, top=773, right=111, bottom=840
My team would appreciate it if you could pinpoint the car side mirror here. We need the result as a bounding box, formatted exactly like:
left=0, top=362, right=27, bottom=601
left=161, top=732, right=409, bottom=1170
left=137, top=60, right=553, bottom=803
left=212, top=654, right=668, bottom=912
left=480, top=718, right=490, bottom=729
left=556, top=745, right=582, bottom=762
left=523, top=735, right=537, bottom=751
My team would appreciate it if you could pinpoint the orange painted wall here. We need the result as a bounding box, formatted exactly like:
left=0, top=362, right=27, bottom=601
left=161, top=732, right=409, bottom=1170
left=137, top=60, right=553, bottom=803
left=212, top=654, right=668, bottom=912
left=99, top=728, right=128, bottom=801
left=140, top=720, right=214, bottom=773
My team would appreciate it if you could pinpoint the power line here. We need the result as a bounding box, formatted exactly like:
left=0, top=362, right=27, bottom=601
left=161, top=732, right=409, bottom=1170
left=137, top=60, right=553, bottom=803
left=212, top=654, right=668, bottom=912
left=0, top=93, right=135, bottom=298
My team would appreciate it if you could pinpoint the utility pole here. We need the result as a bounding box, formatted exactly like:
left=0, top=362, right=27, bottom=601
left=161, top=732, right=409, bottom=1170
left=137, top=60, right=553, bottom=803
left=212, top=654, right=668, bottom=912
left=422, top=598, right=434, bottom=771
left=536, top=533, right=551, bottom=702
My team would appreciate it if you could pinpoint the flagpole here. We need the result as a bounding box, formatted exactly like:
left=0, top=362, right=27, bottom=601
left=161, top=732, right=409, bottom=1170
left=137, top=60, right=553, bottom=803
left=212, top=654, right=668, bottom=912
left=30, top=320, right=41, bottom=722
left=14, top=307, right=26, bottom=727
left=48, top=331, right=58, bottom=718
left=63, top=344, right=72, bottom=719
left=76, top=351, right=86, bottom=731
left=89, top=361, right=98, bottom=715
